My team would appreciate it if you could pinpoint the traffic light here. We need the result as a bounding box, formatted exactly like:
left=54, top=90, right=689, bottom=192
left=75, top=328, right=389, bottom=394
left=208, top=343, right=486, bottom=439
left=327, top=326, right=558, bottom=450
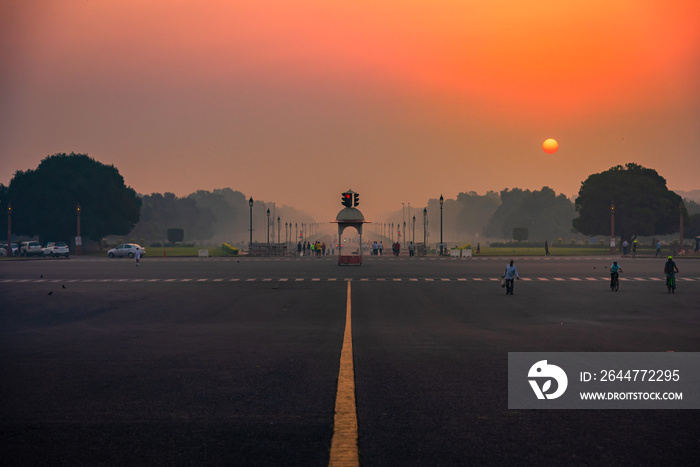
left=342, top=192, right=352, bottom=207
left=353, top=193, right=359, bottom=207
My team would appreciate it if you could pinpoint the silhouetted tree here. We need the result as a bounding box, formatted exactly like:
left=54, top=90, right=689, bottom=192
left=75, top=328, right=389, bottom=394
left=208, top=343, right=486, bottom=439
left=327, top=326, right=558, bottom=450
left=129, top=192, right=215, bottom=243
left=485, top=187, right=574, bottom=240
left=572, top=163, right=686, bottom=241
left=454, top=191, right=500, bottom=238
left=8, top=153, right=141, bottom=245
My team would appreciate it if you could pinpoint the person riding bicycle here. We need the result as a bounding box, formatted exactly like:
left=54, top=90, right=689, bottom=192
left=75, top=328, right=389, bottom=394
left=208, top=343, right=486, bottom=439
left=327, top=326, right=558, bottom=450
left=664, top=256, right=679, bottom=290
left=610, top=261, right=623, bottom=288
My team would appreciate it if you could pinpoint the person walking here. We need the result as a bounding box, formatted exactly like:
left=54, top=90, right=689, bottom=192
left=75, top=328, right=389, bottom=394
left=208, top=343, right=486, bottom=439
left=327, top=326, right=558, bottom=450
left=379, top=241, right=383, bottom=256
left=632, top=240, right=637, bottom=257
left=135, top=246, right=141, bottom=267
left=655, top=241, right=662, bottom=257
left=322, top=242, right=326, bottom=256
left=622, top=239, right=629, bottom=257
left=297, top=241, right=302, bottom=256
left=502, top=259, right=519, bottom=295
left=545, top=240, right=550, bottom=256
left=409, top=241, right=415, bottom=258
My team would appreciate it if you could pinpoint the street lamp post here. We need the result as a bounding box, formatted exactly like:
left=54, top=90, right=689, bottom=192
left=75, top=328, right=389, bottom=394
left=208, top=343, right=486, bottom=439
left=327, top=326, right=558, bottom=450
left=401, top=203, right=405, bottom=243
left=610, top=202, right=615, bottom=254
left=76, top=203, right=82, bottom=255
left=679, top=201, right=685, bottom=253
left=6, top=203, right=11, bottom=257
left=248, top=197, right=254, bottom=247
left=277, top=216, right=281, bottom=245
left=412, top=215, right=416, bottom=244
left=439, top=195, right=444, bottom=255
left=423, top=208, right=427, bottom=248
left=267, top=209, right=271, bottom=245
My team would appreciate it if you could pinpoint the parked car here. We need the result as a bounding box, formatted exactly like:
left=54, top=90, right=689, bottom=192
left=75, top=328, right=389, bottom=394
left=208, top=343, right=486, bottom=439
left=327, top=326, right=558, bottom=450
left=0, top=243, right=19, bottom=256
left=43, top=241, right=70, bottom=257
left=107, top=243, right=146, bottom=258
left=20, top=241, right=43, bottom=257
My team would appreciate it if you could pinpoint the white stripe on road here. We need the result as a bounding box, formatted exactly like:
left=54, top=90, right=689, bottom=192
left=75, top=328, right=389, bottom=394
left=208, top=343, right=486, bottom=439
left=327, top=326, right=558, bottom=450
left=3, top=277, right=693, bottom=284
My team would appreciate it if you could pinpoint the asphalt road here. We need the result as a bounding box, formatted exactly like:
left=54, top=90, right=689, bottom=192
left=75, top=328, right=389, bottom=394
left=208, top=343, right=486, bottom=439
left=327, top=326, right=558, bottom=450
left=1, top=255, right=699, bottom=466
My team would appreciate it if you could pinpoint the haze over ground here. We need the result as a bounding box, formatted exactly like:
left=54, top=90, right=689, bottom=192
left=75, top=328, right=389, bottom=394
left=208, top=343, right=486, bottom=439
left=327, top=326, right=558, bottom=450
left=2, top=1, right=699, bottom=222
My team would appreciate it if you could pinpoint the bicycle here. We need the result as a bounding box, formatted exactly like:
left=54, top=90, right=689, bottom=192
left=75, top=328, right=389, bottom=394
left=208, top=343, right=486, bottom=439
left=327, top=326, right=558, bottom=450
left=666, top=273, right=676, bottom=294
left=610, top=271, right=621, bottom=292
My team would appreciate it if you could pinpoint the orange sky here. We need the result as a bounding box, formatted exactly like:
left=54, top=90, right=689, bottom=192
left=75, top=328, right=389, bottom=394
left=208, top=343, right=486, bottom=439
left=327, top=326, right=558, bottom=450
left=1, top=0, right=699, bottom=222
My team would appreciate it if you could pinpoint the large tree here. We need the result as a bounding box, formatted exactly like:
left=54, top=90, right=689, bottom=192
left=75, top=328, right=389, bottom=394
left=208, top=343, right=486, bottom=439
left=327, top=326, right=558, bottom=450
left=8, top=153, right=141, bottom=244
left=129, top=192, right=216, bottom=243
left=572, top=163, right=686, bottom=241
left=484, top=187, right=575, bottom=240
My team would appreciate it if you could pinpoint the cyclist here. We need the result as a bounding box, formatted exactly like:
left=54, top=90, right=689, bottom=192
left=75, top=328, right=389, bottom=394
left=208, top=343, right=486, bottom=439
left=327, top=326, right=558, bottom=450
left=609, top=261, right=623, bottom=291
left=664, top=256, right=679, bottom=293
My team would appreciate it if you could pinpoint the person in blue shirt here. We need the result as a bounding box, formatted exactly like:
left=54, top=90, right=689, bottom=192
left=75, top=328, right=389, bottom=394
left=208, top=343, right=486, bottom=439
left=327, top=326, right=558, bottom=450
left=610, top=261, right=623, bottom=288
left=503, top=260, right=520, bottom=295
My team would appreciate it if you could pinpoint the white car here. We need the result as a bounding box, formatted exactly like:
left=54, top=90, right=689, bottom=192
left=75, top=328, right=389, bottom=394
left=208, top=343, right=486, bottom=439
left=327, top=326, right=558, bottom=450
left=108, top=243, right=146, bottom=258
left=0, top=243, right=19, bottom=256
left=20, top=241, right=43, bottom=257
left=43, top=242, right=70, bottom=257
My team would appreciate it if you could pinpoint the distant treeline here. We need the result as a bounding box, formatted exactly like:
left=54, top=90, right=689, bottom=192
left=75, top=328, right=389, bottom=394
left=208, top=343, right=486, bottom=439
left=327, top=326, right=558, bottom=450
left=126, top=188, right=314, bottom=245
left=384, top=185, right=700, bottom=244
left=387, top=187, right=579, bottom=243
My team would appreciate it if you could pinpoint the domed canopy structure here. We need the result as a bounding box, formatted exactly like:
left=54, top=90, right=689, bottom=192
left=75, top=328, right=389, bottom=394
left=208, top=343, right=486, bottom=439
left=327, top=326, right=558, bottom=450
left=335, top=207, right=365, bottom=223
left=332, top=206, right=369, bottom=265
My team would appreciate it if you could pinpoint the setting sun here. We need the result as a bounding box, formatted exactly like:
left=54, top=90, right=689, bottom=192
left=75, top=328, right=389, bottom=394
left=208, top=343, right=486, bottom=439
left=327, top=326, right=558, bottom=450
left=542, top=138, right=559, bottom=154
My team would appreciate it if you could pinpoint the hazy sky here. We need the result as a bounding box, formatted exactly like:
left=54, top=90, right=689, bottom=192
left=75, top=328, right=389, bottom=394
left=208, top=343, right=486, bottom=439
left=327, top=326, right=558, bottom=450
left=2, top=0, right=699, bottom=222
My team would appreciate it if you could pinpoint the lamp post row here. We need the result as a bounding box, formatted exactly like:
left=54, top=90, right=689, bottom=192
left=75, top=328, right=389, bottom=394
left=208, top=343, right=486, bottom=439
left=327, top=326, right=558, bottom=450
left=5, top=196, right=686, bottom=258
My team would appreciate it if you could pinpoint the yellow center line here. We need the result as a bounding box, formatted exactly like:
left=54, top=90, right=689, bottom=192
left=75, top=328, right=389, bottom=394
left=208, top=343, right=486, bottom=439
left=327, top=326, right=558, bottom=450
left=329, top=280, right=359, bottom=466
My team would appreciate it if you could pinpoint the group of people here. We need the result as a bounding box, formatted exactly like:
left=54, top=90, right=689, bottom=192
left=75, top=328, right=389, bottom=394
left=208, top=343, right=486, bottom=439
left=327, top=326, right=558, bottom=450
left=370, top=241, right=417, bottom=257
left=297, top=241, right=327, bottom=257
left=621, top=239, right=638, bottom=257
left=503, top=255, right=682, bottom=296
left=370, top=241, right=384, bottom=255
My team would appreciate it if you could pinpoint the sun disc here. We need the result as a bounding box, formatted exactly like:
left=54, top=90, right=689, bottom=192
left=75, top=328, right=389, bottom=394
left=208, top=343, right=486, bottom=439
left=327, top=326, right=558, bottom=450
left=542, top=138, right=559, bottom=154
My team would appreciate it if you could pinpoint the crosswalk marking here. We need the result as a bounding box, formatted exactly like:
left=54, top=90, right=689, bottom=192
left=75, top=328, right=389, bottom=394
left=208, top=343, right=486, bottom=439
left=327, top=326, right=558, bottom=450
left=2, top=276, right=697, bottom=284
